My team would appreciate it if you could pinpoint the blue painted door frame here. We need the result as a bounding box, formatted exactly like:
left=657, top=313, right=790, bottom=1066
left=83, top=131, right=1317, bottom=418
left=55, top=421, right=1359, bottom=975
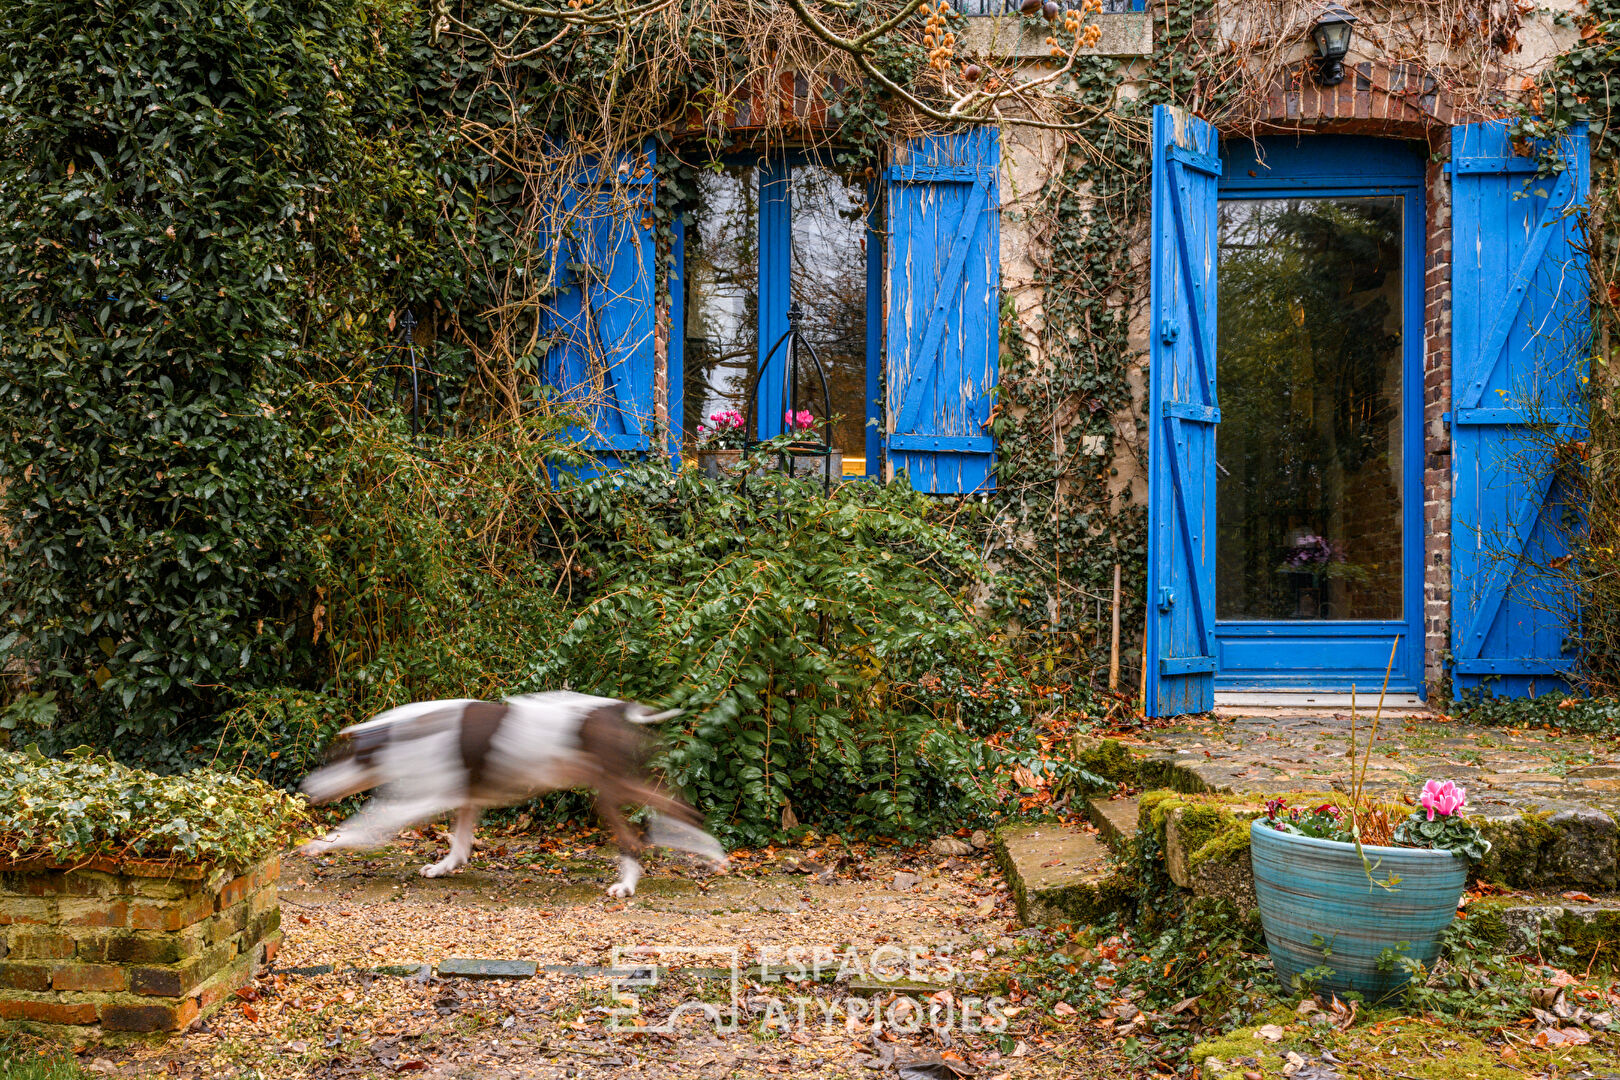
left=668, top=153, right=883, bottom=477
left=1214, top=136, right=1428, bottom=695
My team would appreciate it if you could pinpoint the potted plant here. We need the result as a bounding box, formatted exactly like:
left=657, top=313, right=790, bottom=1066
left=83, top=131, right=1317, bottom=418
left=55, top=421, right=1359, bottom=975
left=781, top=408, right=843, bottom=481
left=1250, top=777, right=1491, bottom=1001
left=691, top=408, right=747, bottom=478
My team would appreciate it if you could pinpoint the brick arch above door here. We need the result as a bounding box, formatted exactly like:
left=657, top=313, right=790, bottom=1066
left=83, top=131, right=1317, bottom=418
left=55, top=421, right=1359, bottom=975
left=1229, top=59, right=1490, bottom=140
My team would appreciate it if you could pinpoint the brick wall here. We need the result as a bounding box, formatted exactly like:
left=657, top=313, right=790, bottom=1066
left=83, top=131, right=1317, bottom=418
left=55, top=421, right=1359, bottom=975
left=0, top=855, right=280, bottom=1040
left=1422, top=144, right=1454, bottom=694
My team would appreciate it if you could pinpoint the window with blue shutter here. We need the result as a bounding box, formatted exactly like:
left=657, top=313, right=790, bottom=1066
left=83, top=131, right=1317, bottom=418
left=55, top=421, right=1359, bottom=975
left=1145, top=105, right=1220, bottom=717
left=543, top=148, right=658, bottom=473
left=884, top=128, right=1000, bottom=494
left=1450, top=121, right=1589, bottom=696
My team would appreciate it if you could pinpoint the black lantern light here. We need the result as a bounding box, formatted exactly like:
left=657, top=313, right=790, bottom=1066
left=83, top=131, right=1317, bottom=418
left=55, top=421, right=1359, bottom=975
left=1310, top=4, right=1356, bottom=87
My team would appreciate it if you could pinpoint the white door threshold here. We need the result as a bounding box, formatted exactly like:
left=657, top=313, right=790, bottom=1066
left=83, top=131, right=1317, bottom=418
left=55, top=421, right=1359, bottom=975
left=1213, top=691, right=1430, bottom=715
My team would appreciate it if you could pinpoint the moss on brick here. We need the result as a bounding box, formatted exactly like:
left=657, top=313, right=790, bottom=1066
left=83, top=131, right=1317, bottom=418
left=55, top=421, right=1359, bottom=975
left=1, top=856, right=280, bottom=1043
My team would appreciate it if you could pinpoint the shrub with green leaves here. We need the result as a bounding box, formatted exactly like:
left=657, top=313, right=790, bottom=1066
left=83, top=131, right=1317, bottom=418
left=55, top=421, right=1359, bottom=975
left=0, top=0, right=438, bottom=750
left=0, top=747, right=310, bottom=868
left=212, top=402, right=575, bottom=789
left=526, top=461, right=1019, bottom=845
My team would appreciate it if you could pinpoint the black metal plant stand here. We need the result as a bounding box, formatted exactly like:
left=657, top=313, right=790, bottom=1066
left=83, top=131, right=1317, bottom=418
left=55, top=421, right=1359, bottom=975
left=365, top=307, right=444, bottom=440
left=739, top=302, right=837, bottom=495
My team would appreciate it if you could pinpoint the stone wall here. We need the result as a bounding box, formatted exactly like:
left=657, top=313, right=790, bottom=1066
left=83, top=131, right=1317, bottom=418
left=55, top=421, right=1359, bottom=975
left=0, top=855, right=280, bottom=1040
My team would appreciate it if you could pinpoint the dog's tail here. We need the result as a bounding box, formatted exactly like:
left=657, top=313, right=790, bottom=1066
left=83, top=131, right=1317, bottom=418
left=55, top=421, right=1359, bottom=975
left=626, top=705, right=683, bottom=725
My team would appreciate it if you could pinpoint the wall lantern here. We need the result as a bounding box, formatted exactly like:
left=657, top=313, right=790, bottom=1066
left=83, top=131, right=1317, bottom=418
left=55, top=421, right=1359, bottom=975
left=1310, top=4, right=1356, bottom=87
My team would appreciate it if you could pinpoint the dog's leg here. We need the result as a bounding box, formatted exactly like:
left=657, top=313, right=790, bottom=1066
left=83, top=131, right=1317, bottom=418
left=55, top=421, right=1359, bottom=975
left=298, top=797, right=445, bottom=856
left=420, top=805, right=479, bottom=878
left=622, top=783, right=729, bottom=868
left=595, top=791, right=645, bottom=899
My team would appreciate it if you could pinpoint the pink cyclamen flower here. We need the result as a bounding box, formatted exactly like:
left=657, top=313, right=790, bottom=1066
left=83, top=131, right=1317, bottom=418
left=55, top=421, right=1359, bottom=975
left=1420, top=779, right=1467, bottom=820
left=785, top=409, right=816, bottom=430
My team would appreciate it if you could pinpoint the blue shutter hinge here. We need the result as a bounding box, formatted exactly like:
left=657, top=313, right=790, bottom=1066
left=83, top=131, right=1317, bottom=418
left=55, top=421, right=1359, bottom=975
left=1160, top=318, right=1180, bottom=345
left=1157, top=587, right=1176, bottom=613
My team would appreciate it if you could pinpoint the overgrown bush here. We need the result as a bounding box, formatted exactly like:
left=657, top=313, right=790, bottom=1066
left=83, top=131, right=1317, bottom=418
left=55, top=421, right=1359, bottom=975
left=211, top=395, right=576, bottom=789
left=0, top=746, right=309, bottom=868
left=525, top=460, right=1037, bottom=845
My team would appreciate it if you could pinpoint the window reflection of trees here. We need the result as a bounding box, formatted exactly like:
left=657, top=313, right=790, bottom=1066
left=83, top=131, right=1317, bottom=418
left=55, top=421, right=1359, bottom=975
left=1216, top=197, right=1404, bottom=621
left=683, top=166, right=759, bottom=442
left=789, top=165, right=868, bottom=458
left=681, top=161, right=870, bottom=460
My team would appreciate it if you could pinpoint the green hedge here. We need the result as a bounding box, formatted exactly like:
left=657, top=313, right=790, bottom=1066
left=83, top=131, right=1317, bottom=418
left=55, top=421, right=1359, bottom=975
left=0, top=748, right=309, bottom=869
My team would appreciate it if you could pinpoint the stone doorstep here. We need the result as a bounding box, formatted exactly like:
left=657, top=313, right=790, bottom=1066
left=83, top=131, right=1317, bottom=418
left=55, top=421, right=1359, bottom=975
left=991, top=823, right=1116, bottom=928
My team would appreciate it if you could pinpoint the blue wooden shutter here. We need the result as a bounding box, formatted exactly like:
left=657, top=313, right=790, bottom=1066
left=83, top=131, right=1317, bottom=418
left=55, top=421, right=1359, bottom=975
left=1145, top=105, right=1220, bottom=717
left=884, top=128, right=999, bottom=493
left=1450, top=121, right=1589, bottom=695
left=544, top=147, right=658, bottom=471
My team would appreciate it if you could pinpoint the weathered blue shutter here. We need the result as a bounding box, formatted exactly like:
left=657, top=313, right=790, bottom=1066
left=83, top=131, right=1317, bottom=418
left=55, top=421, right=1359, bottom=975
left=1450, top=121, right=1589, bottom=696
left=1145, top=105, right=1220, bottom=717
left=884, top=128, right=999, bottom=493
left=544, top=147, right=658, bottom=471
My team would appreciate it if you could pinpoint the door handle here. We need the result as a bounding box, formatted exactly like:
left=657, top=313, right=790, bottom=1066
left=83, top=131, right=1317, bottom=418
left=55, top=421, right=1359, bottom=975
left=1157, top=587, right=1176, bottom=613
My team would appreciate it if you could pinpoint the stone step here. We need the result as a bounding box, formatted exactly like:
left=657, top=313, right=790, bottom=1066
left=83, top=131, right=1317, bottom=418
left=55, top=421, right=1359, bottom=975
left=1468, top=892, right=1620, bottom=962
left=991, top=823, right=1122, bottom=927
left=1086, top=796, right=1140, bottom=852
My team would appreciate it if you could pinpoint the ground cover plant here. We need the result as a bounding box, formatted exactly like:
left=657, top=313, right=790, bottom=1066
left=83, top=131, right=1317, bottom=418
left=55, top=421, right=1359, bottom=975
left=0, top=746, right=308, bottom=868
left=1452, top=692, right=1620, bottom=737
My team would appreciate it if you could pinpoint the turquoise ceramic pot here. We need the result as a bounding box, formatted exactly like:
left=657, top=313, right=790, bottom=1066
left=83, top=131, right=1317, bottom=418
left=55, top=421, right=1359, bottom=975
left=1249, top=819, right=1468, bottom=1000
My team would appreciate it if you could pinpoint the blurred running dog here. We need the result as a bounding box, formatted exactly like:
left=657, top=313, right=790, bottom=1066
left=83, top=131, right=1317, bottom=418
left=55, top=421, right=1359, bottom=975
left=296, top=692, right=726, bottom=897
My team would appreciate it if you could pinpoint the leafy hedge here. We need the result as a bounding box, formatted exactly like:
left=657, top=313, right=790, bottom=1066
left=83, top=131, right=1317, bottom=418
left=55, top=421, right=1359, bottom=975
left=0, top=747, right=309, bottom=869
left=0, top=0, right=439, bottom=748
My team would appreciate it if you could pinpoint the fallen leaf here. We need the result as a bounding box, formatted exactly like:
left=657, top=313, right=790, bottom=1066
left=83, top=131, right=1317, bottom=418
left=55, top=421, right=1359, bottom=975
left=1255, top=1024, right=1285, bottom=1042
left=1560, top=891, right=1595, bottom=903
left=1052, top=1001, right=1076, bottom=1017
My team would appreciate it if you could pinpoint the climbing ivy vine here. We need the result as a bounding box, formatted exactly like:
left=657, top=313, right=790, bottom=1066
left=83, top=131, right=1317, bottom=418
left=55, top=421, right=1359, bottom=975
left=984, top=0, right=1223, bottom=699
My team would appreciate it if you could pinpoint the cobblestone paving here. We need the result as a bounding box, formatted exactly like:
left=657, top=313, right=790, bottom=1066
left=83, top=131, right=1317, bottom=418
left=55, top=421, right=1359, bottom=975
left=1141, top=712, right=1620, bottom=813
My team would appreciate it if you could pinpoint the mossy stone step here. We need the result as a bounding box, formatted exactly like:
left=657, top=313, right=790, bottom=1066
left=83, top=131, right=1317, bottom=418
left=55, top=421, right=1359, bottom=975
left=1465, top=892, right=1620, bottom=965
left=1086, top=796, right=1140, bottom=852
left=991, top=823, right=1124, bottom=927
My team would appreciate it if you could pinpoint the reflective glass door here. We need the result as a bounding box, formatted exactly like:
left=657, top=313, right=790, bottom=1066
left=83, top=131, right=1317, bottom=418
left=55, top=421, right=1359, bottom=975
left=1213, top=139, right=1425, bottom=694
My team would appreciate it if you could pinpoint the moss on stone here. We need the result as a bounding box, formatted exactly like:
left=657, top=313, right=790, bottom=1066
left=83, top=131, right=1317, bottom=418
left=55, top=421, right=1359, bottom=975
left=1074, top=738, right=1140, bottom=784
left=1187, top=819, right=1256, bottom=874
left=1477, top=810, right=1556, bottom=885
left=1463, top=896, right=1620, bottom=970
left=1192, top=1011, right=1619, bottom=1079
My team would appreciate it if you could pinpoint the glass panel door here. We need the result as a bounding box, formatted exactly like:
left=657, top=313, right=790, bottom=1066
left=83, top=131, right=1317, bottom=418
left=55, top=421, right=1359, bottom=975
left=681, top=157, right=876, bottom=475
left=1216, top=197, right=1405, bottom=623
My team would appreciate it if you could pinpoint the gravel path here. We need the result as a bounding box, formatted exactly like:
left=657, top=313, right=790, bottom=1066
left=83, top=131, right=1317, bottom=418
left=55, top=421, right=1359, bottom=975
left=104, top=824, right=1112, bottom=1079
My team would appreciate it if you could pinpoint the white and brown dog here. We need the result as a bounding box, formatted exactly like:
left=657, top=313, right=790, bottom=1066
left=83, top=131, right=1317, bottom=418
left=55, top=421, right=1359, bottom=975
left=296, top=692, right=726, bottom=897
